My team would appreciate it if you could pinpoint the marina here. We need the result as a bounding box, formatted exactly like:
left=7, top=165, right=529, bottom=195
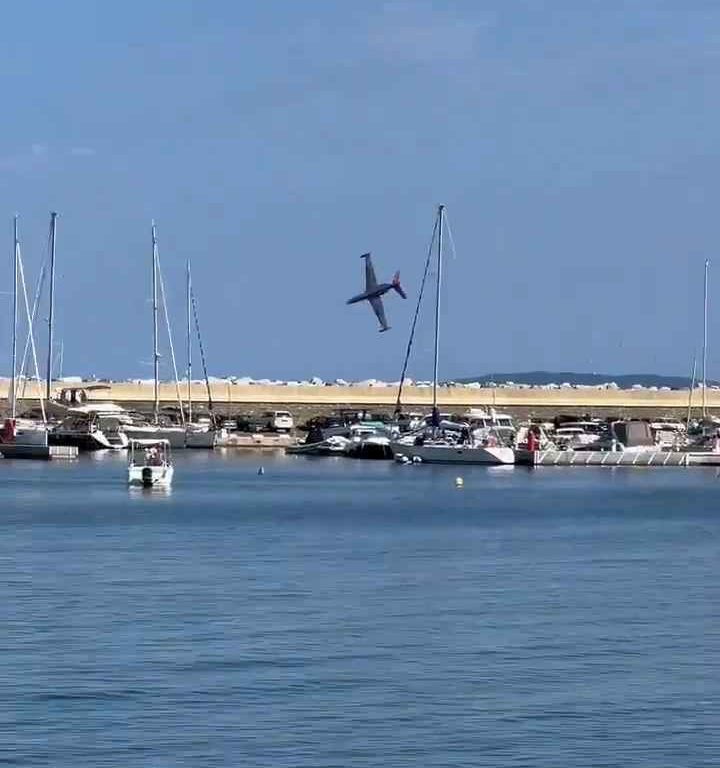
left=6, top=4, right=720, bottom=766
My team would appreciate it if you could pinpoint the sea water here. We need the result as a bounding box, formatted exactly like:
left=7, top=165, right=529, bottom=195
left=3, top=452, right=719, bottom=766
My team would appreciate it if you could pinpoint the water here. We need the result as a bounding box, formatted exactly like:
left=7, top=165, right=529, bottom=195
left=4, top=452, right=720, bottom=766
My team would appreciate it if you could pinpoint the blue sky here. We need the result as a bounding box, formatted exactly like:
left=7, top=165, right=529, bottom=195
left=2, top=1, right=720, bottom=381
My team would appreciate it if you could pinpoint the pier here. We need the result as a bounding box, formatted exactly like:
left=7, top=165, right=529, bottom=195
left=515, top=448, right=720, bottom=467
left=0, top=444, right=78, bottom=460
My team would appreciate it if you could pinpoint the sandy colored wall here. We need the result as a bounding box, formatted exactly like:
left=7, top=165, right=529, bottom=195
left=0, top=380, right=713, bottom=411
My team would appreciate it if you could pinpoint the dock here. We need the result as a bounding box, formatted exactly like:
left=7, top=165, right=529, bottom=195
left=515, top=448, right=720, bottom=467
left=217, top=433, right=295, bottom=449
left=0, top=444, right=79, bottom=460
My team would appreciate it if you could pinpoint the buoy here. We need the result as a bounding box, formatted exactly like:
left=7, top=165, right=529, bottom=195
left=455, top=476, right=464, bottom=488
left=412, top=455, right=423, bottom=464
left=257, top=466, right=265, bottom=475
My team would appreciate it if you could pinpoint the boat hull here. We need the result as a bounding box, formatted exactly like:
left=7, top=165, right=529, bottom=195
left=49, top=430, right=127, bottom=451
left=128, top=465, right=174, bottom=488
left=184, top=429, right=217, bottom=449
left=125, top=426, right=217, bottom=449
left=391, top=442, right=515, bottom=465
left=125, top=427, right=186, bottom=448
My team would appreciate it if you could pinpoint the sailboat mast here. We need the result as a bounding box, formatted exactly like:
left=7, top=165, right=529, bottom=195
left=10, top=216, right=19, bottom=420
left=186, top=260, right=192, bottom=424
left=686, top=354, right=697, bottom=432
left=46, top=212, right=58, bottom=401
left=702, top=258, right=709, bottom=418
left=432, top=204, right=444, bottom=413
left=152, top=221, right=160, bottom=424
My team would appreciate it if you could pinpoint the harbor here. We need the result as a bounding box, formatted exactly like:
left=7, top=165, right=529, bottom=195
left=2, top=204, right=719, bottom=471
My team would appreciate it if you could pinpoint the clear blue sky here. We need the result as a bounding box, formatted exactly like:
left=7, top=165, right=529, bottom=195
left=2, top=1, right=719, bottom=381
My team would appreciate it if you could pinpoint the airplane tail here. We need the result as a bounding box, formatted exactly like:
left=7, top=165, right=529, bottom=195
left=391, top=271, right=407, bottom=299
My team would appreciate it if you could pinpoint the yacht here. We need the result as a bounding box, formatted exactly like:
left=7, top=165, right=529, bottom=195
left=49, top=403, right=130, bottom=450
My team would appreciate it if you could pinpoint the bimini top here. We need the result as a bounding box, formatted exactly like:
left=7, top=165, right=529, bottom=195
left=129, top=438, right=171, bottom=447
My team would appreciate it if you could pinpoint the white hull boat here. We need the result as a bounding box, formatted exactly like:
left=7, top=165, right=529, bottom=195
left=392, top=441, right=515, bottom=465
left=128, top=439, right=174, bottom=488
left=128, top=464, right=174, bottom=488
left=184, top=426, right=218, bottom=448
left=125, top=424, right=217, bottom=448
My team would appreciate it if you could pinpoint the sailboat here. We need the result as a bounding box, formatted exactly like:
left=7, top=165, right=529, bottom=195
left=183, top=259, right=220, bottom=448
left=390, top=205, right=515, bottom=465
left=123, top=222, right=187, bottom=447
left=1, top=215, right=50, bottom=455
left=124, top=223, right=216, bottom=448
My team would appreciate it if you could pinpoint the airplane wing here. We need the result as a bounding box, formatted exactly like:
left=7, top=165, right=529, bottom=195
left=369, top=295, right=389, bottom=331
left=363, top=253, right=378, bottom=292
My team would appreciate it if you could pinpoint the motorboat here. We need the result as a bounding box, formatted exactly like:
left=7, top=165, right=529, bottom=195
left=575, top=420, right=657, bottom=453
left=49, top=403, right=130, bottom=450
left=346, top=424, right=395, bottom=459
left=128, top=438, right=174, bottom=488
left=552, top=425, right=603, bottom=450
left=286, top=435, right=351, bottom=456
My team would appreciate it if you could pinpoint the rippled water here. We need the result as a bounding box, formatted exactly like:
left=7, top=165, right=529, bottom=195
left=4, top=451, right=720, bottom=766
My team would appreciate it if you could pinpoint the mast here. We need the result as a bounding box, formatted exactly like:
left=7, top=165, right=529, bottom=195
left=152, top=221, right=160, bottom=423
left=186, top=259, right=192, bottom=423
left=10, top=216, right=18, bottom=420
left=686, top=354, right=697, bottom=432
left=45, top=212, right=58, bottom=401
left=431, top=204, right=444, bottom=420
left=702, top=259, right=709, bottom=418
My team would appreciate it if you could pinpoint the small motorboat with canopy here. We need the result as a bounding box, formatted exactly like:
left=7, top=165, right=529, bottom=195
left=128, top=438, right=174, bottom=488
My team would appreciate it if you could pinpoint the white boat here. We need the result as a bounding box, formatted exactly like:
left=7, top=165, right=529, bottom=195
left=392, top=440, right=514, bottom=464
left=286, top=435, right=351, bottom=456
left=128, top=439, right=174, bottom=488
left=50, top=403, right=130, bottom=450
left=185, top=423, right=218, bottom=448
left=124, top=422, right=186, bottom=448
left=389, top=206, right=515, bottom=466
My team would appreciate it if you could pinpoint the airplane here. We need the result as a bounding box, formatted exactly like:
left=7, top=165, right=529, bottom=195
left=346, top=252, right=406, bottom=332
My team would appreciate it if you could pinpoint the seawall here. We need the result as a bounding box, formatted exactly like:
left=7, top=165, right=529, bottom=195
left=1, top=381, right=712, bottom=420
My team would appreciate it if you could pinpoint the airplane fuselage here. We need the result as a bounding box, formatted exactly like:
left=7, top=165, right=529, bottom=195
left=346, top=283, right=393, bottom=305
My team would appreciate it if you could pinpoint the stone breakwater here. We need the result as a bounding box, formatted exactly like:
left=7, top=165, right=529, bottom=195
left=0, top=381, right=713, bottom=421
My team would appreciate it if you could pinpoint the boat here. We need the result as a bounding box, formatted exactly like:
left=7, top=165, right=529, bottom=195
left=394, top=440, right=515, bottom=465
left=345, top=424, right=395, bottom=459
left=127, top=439, right=174, bottom=488
left=182, top=260, right=222, bottom=447
left=389, top=205, right=515, bottom=465
left=138, top=232, right=219, bottom=448
left=49, top=403, right=131, bottom=450
left=286, top=435, right=351, bottom=456
left=1, top=215, right=53, bottom=457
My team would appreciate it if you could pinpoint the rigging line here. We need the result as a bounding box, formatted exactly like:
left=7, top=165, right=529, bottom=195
left=443, top=209, right=458, bottom=262
left=155, top=250, right=186, bottom=427
left=190, top=285, right=216, bottom=425
left=19, top=261, right=47, bottom=399
left=16, top=246, right=46, bottom=424
left=394, top=214, right=439, bottom=414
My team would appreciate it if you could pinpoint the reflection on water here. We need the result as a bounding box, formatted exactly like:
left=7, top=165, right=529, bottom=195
left=3, top=455, right=720, bottom=767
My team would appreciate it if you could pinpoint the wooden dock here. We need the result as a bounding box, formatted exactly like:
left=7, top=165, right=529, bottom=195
left=0, top=444, right=79, bottom=460
left=515, top=448, right=720, bottom=467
